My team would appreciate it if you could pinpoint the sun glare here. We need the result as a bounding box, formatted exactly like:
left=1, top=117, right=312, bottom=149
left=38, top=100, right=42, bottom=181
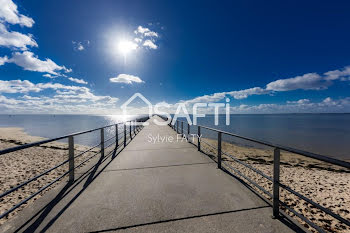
left=118, top=40, right=137, bottom=55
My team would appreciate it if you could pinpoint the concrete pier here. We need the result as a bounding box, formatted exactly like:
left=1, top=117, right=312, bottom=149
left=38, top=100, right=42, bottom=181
left=1, top=116, right=300, bottom=233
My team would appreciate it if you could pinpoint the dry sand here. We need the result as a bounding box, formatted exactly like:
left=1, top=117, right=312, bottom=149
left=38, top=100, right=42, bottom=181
left=0, top=127, right=117, bottom=225
left=195, top=137, right=350, bottom=233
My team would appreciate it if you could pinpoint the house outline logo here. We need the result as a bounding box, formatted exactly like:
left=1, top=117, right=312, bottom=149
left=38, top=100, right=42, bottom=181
left=120, top=93, right=153, bottom=125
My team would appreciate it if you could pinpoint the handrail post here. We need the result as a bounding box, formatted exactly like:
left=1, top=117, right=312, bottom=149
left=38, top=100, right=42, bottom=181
left=198, top=126, right=201, bottom=151
left=124, top=123, right=127, bottom=147
left=218, top=132, right=222, bottom=169
left=187, top=123, right=190, bottom=141
left=101, top=128, right=104, bottom=157
left=115, top=124, right=118, bottom=149
left=68, top=136, right=74, bottom=183
left=273, top=148, right=280, bottom=218
left=129, top=121, right=132, bottom=139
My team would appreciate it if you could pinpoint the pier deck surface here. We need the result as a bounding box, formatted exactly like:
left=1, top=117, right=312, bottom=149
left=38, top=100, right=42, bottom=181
left=1, top=116, right=300, bottom=233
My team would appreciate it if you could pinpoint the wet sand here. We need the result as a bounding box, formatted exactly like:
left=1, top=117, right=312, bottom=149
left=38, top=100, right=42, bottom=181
left=196, top=137, right=350, bottom=233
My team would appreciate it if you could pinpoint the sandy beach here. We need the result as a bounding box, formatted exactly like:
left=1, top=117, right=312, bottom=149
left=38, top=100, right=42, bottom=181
left=196, top=137, right=350, bottom=233
left=0, top=127, right=117, bottom=225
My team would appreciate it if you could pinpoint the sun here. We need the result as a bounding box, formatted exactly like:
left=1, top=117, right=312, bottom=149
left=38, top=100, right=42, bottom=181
left=118, top=40, right=138, bottom=55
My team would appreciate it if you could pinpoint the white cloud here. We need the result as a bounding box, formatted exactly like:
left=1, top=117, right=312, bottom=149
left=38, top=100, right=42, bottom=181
left=167, top=96, right=350, bottom=114
left=53, top=88, right=118, bottom=104
left=0, top=79, right=119, bottom=113
left=227, top=87, right=269, bottom=99
left=42, top=73, right=57, bottom=78
left=0, top=0, right=34, bottom=27
left=133, top=25, right=159, bottom=49
left=322, top=97, right=334, bottom=104
left=0, top=79, right=41, bottom=93
left=7, top=51, right=71, bottom=75
left=134, top=38, right=142, bottom=43
left=143, top=40, right=157, bottom=49
left=68, top=77, right=88, bottom=84
left=324, top=66, right=350, bottom=81
left=182, top=87, right=269, bottom=105
left=0, top=23, right=37, bottom=50
left=229, top=97, right=350, bottom=114
left=0, top=84, right=120, bottom=114
left=0, top=55, right=8, bottom=65
left=72, top=41, right=84, bottom=51
left=182, top=93, right=226, bottom=104
left=35, top=82, right=82, bottom=91
left=0, top=1, right=72, bottom=77
left=266, top=73, right=330, bottom=91
left=144, top=31, right=158, bottom=37
left=134, top=26, right=150, bottom=34
left=109, top=74, right=144, bottom=84
left=180, top=65, right=350, bottom=106
left=77, top=44, right=84, bottom=51
left=0, top=79, right=87, bottom=94
left=287, top=99, right=310, bottom=104
left=134, top=26, right=158, bottom=37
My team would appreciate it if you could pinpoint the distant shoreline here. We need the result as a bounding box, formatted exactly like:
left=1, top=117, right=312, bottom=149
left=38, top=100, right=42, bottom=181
left=1, top=114, right=349, bottom=160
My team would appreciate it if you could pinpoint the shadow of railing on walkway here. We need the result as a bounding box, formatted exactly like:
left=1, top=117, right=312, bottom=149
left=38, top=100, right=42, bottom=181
left=1, top=119, right=147, bottom=233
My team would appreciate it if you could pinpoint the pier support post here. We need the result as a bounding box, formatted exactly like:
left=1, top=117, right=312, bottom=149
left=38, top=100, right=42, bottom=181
left=115, top=124, right=118, bottom=148
left=187, top=123, right=190, bottom=141
left=68, top=136, right=74, bottom=183
left=101, top=128, right=104, bottom=158
left=134, top=120, right=136, bottom=134
left=198, top=126, right=201, bottom=151
left=218, top=132, right=222, bottom=169
left=176, top=121, right=179, bottom=133
left=273, top=148, right=280, bottom=218
left=129, top=122, right=132, bottom=139
left=124, top=123, right=127, bottom=147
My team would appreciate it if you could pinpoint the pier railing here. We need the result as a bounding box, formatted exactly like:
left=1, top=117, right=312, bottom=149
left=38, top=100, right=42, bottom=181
left=0, top=116, right=149, bottom=220
left=159, top=116, right=350, bottom=233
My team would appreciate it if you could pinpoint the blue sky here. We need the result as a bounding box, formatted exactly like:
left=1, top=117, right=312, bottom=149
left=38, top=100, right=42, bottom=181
left=1, top=0, right=350, bottom=114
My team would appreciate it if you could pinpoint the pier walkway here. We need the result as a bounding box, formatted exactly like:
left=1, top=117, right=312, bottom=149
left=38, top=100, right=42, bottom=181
left=2, top=116, right=300, bottom=233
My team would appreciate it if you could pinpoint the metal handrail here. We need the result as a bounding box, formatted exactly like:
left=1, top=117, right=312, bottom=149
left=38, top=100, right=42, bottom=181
left=0, top=116, right=148, bottom=219
left=222, top=161, right=273, bottom=198
left=74, top=142, right=101, bottom=159
left=159, top=115, right=350, bottom=232
left=222, top=150, right=273, bottom=182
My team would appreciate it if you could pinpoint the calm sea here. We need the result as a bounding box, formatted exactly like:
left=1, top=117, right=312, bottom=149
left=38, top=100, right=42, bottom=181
left=0, top=114, right=349, bottom=160
left=179, top=114, right=350, bottom=160
left=0, top=115, right=139, bottom=148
